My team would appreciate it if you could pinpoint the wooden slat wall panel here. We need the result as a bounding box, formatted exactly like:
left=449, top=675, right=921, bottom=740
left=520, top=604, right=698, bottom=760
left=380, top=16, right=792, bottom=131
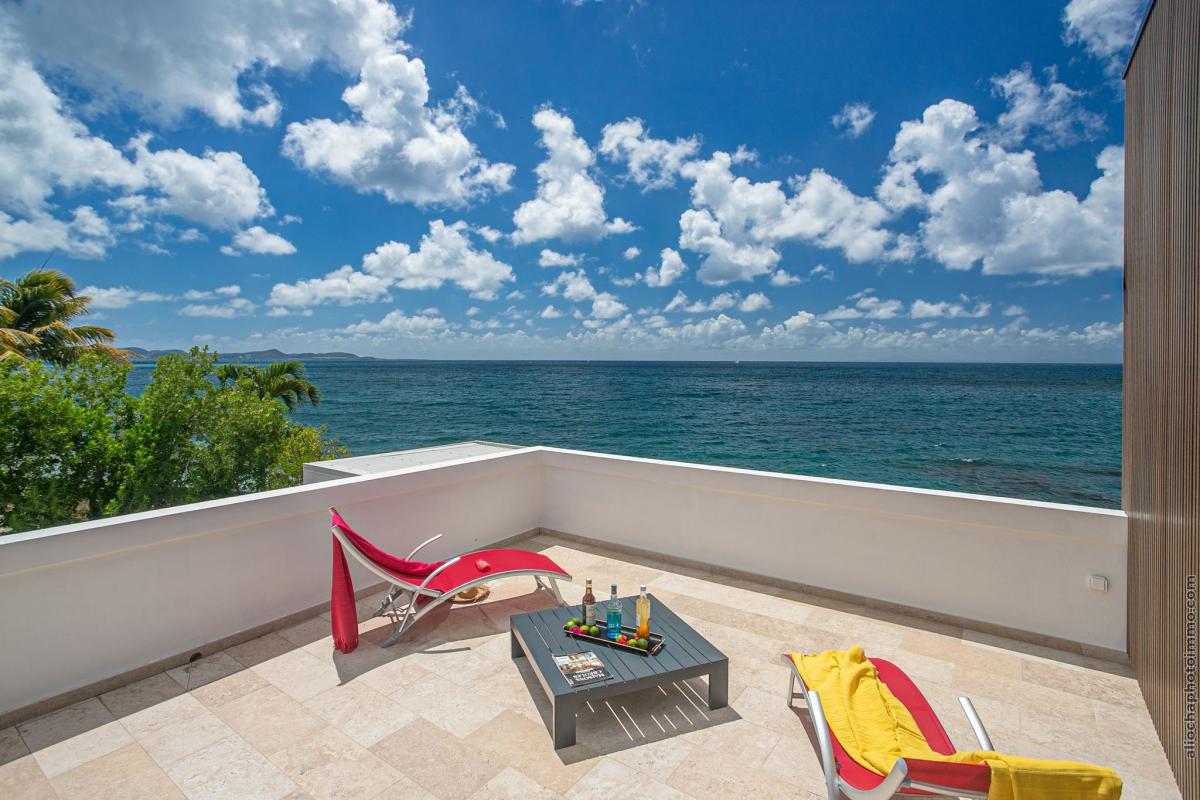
left=1124, top=0, right=1200, bottom=795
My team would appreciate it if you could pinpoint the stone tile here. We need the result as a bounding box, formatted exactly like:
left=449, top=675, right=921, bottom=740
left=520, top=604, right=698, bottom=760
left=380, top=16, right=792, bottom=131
left=0, top=755, right=57, bottom=800
left=666, top=744, right=806, bottom=799
left=167, top=651, right=244, bottom=691
left=731, top=684, right=810, bottom=736
left=760, top=728, right=828, bottom=787
left=390, top=673, right=505, bottom=739
left=227, top=633, right=298, bottom=668
left=465, top=711, right=598, bottom=794
left=368, top=773, right=440, bottom=799
left=191, top=667, right=270, bottom=709
left=1021, top=658, right=1145, bottom=709
left=561, top=758, right=630, bottom=799
left=252, top=648, right=343, bottom=702
left=608, top=731, right=693, bottom=778
left=303, top=682, right=416, bottom=748
left=0, top=726, right=29, bottom=767
left=100, top=672, right=186, bottom=718
left=279, top=616, right=335, bottom=648
left=120, top=692, right=233, bottom=767
left=267, top=726, right=400, bottom=800
left=358, top=655, right=434, bottom=697
left=214, top=686, right=328, bottom=756
left=164, top=734, right=296, bottom=800
left=17, top=697, right=134, bottom=778
left=371, top=718, right=504, bottom=800
left=50, top=742, right=184, bottom=800
left=469, top=766, right=562, bottom=799
left=677, top=718, right=779, bottom=770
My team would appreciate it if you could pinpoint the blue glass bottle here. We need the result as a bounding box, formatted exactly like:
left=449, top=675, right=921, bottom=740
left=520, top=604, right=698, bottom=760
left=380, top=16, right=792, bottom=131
left=606, top=583, right=622, bottom=639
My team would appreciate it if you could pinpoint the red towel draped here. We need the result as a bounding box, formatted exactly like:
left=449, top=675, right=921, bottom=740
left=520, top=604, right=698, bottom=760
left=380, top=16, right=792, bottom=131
left=329, top=508, right=443, bottom=653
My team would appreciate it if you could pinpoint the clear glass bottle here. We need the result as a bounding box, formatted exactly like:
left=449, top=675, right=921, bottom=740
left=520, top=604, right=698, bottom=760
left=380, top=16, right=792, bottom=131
left=606, top=583, right=622, bottom=639
left=582, top=579, right=596, bottom=627
left=636, top=584, right=650, bottom=639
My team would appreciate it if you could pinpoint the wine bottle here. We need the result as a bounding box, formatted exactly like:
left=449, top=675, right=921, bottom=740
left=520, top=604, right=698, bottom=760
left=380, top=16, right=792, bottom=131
left=582, top=579, right=596, bottom=626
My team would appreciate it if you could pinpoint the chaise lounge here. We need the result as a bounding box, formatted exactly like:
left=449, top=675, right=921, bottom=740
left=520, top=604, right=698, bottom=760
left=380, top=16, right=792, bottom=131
left=329, top=507, right=571, bottom=649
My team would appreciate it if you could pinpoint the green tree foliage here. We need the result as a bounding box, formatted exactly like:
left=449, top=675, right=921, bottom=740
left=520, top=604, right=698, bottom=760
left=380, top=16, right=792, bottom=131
left=0, top=349, right=348, bottom=533
left=0, top=268, right=130, bottom=366
left=214, top=360, right=322, bottom=410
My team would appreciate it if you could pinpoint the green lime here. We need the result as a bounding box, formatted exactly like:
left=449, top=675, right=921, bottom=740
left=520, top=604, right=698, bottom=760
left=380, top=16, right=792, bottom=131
left=588, top=625, right=600, bottom=637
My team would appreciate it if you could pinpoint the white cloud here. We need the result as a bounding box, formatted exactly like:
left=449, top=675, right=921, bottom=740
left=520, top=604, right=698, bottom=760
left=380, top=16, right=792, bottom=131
left=179, top=297, right=255, bottom=318
left=269, top=220, right=512, bottom=308
left=769, top=270, right=804, bottom=286
left=512, top=108, right=633, bottom=243
left=0, top=206, right=114, bottom=260
left=541, top=267, right=626, bottom=318
left=739, top=292, right=772, bottom=313
left=1063, top=0, right=1144, bottom=73
left=598, top=117, right=700, bottom=190
left=0, top=29, right=275, bottom=260
left=466, top=306, right=480, bottom=316
left=283, top=42, right=513, bottom=207
left=1003, top=304, right=1026, bottom=316
left=474, top=225, right=504, bottom=243
left=540, top=304, right=563, bottom=319
left=267, top=265, right=392, bottom=307
left=182, top=285, right=241, bottom=301
left=538, top=248, right=580, bottom=268
left=910, top=298, right=991, bottom=319
left=990, top=65, right=1104, bottom=149
left=220, top=226, right=296, bottom=257
left=341, top=309, right=449, bottom=336
left=678, top=151, right=905, bottom=284
left=642, top=248, right=687, bottom=287
left=80, top=285, right=173, bottom=309
left=622, top=246, right=641, bottom=261
left=878, top=99, right=1123, bottom=276
left=821, top=290, right=903, bottom=320
left=831, top=101, right=876, bottom=138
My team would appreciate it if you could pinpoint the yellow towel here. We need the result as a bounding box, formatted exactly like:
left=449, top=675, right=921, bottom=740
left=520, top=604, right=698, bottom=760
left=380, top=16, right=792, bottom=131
left=791, top=646, right=1122, bottom=800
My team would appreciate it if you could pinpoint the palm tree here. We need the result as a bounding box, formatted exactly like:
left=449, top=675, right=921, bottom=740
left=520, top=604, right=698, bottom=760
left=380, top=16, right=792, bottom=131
left=0, top=269, right=130, bottom=366
left=215, top=360, right=322, bottom=411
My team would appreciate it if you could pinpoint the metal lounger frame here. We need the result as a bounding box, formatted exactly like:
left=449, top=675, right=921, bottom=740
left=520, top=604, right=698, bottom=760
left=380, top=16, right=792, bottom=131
left=781, top=654, right=993, bottom=800
left=332, top=525, right=569, bottom=647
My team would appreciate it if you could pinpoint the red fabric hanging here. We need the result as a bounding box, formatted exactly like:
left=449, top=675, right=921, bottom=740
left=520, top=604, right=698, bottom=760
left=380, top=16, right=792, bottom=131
left=329, top=508, right=443, bottom=653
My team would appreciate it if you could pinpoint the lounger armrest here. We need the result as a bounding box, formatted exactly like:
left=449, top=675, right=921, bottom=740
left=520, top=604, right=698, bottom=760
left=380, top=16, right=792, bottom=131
left=904, top=758, right=990, bottom=797
left=406, top=533, right=443, bottom=561
left=414, top=555, right=463, bottom=595
left=839, top=757, right=909, bottom=800
left=958, top=696, right=994, bottom=751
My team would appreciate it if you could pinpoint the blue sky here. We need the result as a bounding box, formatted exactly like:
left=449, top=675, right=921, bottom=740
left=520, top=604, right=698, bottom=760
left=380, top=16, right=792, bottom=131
left=0, top=0, right=1145, bottom=360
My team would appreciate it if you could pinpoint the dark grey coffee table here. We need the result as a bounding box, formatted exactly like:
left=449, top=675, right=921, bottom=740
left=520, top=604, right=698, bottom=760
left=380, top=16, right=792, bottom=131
left=510, top=593, right=728, bottom=748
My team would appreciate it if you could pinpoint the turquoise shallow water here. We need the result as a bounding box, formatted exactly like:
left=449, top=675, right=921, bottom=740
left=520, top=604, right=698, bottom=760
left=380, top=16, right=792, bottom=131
left=126, top=361, right=1123, bottom=508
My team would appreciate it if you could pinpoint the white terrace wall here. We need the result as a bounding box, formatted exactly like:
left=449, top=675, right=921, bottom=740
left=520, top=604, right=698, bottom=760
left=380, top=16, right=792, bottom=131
left=538, top=447, right=1127, bottom=654
left=0, top=449, right=543, bottom=717
left=0, top=445, right=1126, bottom=717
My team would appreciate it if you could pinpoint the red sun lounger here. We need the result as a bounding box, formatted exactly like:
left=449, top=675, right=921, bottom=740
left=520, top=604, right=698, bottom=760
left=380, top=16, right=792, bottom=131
left=330, top=507, right=571, bottom=649
left=781, top=653, right=994, bottom=799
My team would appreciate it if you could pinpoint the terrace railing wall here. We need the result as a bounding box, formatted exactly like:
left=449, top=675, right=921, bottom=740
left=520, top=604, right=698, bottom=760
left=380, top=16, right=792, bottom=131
left=0, top=446, right=1125, bottom=725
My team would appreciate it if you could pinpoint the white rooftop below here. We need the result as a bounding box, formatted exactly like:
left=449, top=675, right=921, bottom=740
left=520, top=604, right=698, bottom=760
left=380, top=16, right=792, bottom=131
left=303, top=440, right=522, bottom=482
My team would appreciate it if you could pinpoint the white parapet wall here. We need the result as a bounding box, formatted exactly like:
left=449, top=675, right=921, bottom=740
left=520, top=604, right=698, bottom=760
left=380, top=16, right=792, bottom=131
left=0, top=448, right=543, bottom=717
left=538, top=447, right=1127, bottom=654
left=0, top=444, right=1126, bottom=718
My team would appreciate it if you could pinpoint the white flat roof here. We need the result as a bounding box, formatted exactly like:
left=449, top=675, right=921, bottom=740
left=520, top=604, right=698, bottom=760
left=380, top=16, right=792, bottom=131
left=304, top=440, right=522, bottom=477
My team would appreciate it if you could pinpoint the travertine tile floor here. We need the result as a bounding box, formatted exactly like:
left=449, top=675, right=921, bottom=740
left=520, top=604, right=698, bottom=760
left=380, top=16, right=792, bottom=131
left=0, top=534, right=1181, bottom=799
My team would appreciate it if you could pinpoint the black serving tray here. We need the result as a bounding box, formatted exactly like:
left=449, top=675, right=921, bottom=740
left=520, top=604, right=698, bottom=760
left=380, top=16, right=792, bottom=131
left=564, top=621, right=665, bottom=656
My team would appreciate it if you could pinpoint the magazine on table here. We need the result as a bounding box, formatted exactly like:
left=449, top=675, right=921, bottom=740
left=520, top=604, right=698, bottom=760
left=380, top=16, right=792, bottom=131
left=553, top=651, right=612, bottom=686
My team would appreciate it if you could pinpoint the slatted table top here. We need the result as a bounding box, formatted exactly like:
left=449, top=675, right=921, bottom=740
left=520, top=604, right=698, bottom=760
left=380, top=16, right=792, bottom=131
left=509, top=594, right=727, bottom=700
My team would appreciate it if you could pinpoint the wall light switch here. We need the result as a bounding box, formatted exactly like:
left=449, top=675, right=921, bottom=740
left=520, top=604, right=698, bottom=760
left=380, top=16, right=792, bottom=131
left=1087, top=574, right=1109, bottom=593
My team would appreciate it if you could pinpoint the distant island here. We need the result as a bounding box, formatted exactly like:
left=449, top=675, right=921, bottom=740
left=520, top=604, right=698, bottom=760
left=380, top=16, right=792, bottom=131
left=126, top=347, right=380, bottom=362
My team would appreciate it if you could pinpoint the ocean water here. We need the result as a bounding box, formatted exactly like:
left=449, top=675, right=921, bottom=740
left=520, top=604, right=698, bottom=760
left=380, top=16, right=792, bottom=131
left=125, top=361, right=1122, bottom=508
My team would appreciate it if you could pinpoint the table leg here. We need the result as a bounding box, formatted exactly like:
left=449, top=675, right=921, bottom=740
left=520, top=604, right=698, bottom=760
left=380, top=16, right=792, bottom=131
left=552, top=697, right=578, bottom=749
left=511, top=627, right=524, bottom=659
left=708, top=660, right=729, bottom=709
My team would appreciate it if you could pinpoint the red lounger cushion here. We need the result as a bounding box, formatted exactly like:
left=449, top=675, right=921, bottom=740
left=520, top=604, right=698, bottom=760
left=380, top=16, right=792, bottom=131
left=380, top=548, right=569, bottom=593
left=793, top=655, right=991, bottom=795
